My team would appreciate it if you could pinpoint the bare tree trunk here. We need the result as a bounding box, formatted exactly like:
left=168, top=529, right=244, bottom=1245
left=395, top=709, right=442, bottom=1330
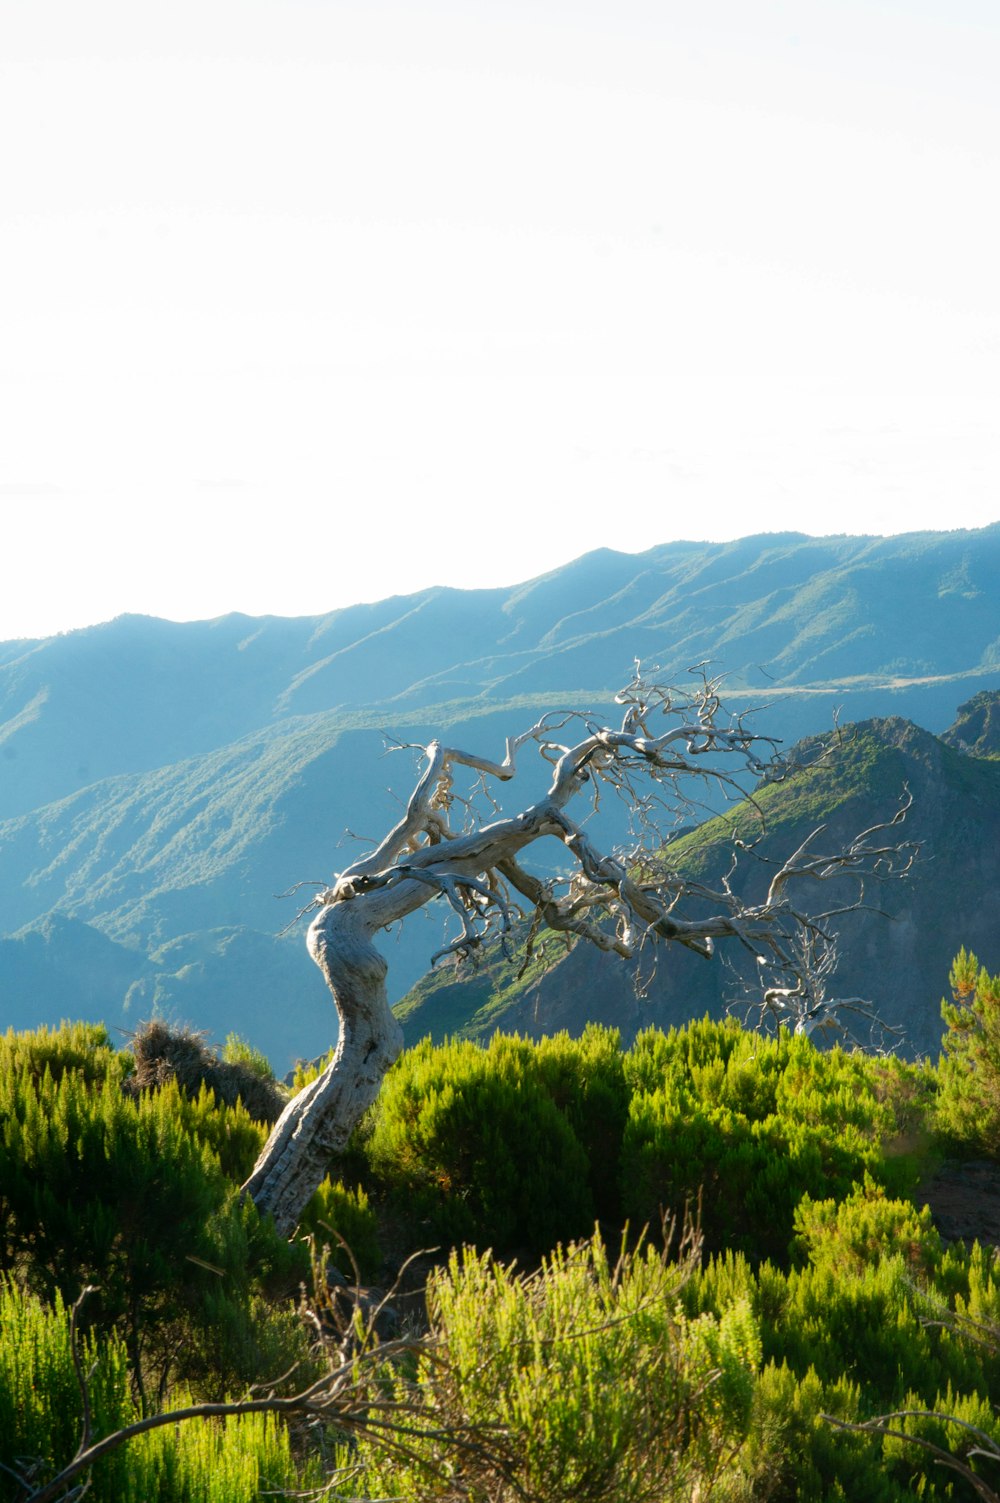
left=242, top=901, right=403, bottom=1236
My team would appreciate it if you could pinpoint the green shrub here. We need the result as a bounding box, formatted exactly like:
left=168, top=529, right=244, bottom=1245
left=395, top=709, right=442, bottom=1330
left=365, top=1034, right=593, bottom=1256
left=291, top=1047, right=336, bottom=1094
left=353, top=1230, right=760, bottom=1503
left=530, top=1024, right=630, bottom=1223
left=0, top=1019, right=129, bottom=1089
left=222, top=1033, right=275, bottom=1081
left=624, top=1016, right=752, bottom=1097
left=621, top=1088, right=881, bottom=1263
left=881, top=1386, right=1000, bottom=1497
left=0, top=1023, right=303, bottom=1402
left=296, top=1178, right=381, bottom=1279
left=793, top=1178, right=943, bottom=1281
left=937, top=948, right=1000, bottom=1156
left=683, top=1178, right=1000, bottom=1498
left=0, top=1278, right=319, bottom=1503
left=619, top=1018, right=927, bottom=1263
left=0, top=1277, right=134, bottom=1501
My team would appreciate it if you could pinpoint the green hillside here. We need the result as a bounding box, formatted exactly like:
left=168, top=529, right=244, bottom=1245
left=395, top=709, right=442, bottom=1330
left=3, top=526, right=1000, bottom=1067
left=396, top=702, right=1000, bottom=1058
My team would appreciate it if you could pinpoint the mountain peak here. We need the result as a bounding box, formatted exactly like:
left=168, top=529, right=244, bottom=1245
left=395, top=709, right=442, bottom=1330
left=941, top=690, right=1000, bottom=759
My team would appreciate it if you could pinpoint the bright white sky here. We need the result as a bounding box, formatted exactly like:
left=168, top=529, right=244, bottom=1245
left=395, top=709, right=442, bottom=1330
left=2, top=0, right=999, bottom=640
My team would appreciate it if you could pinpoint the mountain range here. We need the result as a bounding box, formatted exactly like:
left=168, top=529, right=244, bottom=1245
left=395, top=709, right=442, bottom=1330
left=3, top=525, right=999, bottom=1068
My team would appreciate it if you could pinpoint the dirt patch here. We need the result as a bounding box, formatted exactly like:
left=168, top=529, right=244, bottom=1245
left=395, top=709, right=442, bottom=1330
left=919, top=1159, right=1000, bottom=1248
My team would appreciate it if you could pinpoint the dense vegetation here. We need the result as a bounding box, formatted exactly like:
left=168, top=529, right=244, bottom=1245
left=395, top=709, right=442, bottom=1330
left=4, top=954, right=1000, bottom=1500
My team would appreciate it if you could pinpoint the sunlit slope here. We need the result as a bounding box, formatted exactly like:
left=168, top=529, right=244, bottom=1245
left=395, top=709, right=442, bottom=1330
left=940, top=686, right=1000, bottom=758
left=3, top=528, right=999, bottom=822
left=396, top=706, right=1000, bottom=1058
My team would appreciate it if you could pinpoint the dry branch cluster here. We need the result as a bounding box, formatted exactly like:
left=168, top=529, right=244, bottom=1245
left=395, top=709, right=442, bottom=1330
left=242, top=668, right=915, bottom=1236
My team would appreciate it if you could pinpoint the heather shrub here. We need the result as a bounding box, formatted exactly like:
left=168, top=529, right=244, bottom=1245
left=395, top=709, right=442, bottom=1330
left=365, top=1033, right=593, bottom=1255
left=937, top=947, right=1000, bottom=1156
left=0, top=1279, right=318, bottom=1503
left=352, top=1230, right=760, bottom=1503
left=0, top=1023, right=303, bottom=1401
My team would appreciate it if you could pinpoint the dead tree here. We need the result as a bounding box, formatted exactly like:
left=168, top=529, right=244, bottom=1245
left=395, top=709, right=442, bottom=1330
left=242, top=668, right=913, bottom=1235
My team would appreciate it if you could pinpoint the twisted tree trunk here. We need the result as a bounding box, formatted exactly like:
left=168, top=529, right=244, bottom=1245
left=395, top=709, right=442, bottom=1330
left=242, top=900, right=404, bottom=1236
left=241, top=675, right=913, bottom=1236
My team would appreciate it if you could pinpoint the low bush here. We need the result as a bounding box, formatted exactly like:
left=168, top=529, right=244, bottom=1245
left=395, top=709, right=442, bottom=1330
left=364, top=1033, right=594, bottom=1256
left=0, top=1279, right=319, bottom=1503
left=937, top=947, right=1000, bottom=1156
left=0, top=1023, right=303, bottom=1403
left=352, top=1229, right=760, bottom=1503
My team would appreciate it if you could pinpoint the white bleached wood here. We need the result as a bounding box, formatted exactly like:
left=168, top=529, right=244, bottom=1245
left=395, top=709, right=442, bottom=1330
left=242, top=669, right=914, bottom=1235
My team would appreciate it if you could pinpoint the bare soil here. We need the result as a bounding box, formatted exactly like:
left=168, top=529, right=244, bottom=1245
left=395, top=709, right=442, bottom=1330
left=920, top=1159, right=1000, bottom=1248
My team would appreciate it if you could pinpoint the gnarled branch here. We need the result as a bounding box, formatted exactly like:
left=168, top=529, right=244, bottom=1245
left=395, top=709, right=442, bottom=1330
left=242, top=667, right=913, bottom=1234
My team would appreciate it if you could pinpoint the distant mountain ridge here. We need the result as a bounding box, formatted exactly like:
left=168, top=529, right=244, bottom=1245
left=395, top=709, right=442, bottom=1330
left=5, top=525, right=1000, bottom=820
left=3, top=525, right=999, bottom=1067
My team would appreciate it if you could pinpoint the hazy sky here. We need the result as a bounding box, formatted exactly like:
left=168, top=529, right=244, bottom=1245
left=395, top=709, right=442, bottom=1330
left=3, top=0, right=999, bottom=640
